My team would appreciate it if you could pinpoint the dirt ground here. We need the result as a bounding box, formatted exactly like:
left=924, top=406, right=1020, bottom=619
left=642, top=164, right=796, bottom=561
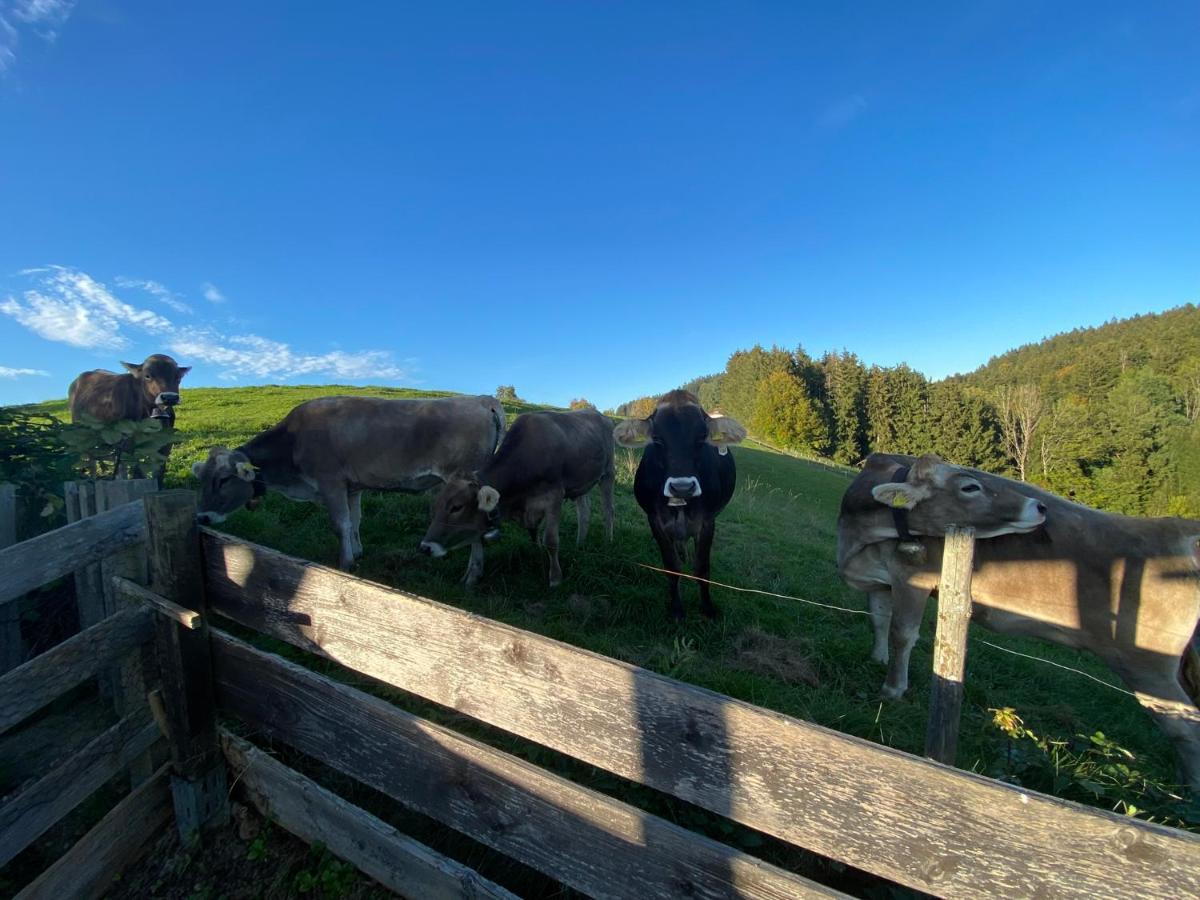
left=103, top=802, right=394, bottom=900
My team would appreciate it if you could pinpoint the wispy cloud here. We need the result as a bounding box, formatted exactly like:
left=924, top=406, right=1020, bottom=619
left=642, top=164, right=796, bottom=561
left=2, top=266, right=411, bottom=383
left=0, top=365, right=49, bottom=378
left=202, top=282, right=227, bottom=304
left=115, top=276, right=194, bottom=315
left=0, top=0, right=74, bottom=72
left=816, top=93, right=869, bottom=132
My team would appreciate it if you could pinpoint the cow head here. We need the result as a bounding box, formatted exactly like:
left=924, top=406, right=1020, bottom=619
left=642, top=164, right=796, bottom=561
left=123, top=354, right=190, bottom=412
left=419, top=477, right=498, bottom=557
left=613, top=391, right=746, bottom=502
left=870, top=454, right=1046, bottom=538
left=191, top=447, right=259, bottom=524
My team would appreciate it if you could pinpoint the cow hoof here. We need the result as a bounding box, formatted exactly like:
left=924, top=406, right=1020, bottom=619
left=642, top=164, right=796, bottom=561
left=870, top=649, right=889, bottom=665
left=548, top=575, right=563, bottom=588
left=879, top=684, right=906, bottom=701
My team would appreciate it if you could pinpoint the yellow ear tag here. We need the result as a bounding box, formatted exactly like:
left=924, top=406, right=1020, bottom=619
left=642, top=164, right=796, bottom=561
left=891, top=494, right=909, bottom=509
left=235, top=461, right=257, bottom=481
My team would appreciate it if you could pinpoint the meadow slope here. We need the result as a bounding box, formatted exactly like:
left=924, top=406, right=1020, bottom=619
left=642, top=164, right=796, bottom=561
left=32, top=385, right=1193, bottom=834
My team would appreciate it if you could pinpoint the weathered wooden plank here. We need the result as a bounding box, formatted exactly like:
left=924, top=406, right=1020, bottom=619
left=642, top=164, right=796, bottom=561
left=213, top=631, right=840, bottom=900
left=16, top=764, right=172, bottom=900
left=925, top=526, right=975, bottom=765
left=0, top=484, right=20, bottom=674
left=113, top=576, right=200, bottom=630
left=202, top=531, right=1200, bottom=899
left=221, top=730, right=521, bottom=900
left=0, top=606, right=154, bottom=734
left=65, top=481, right=106, bottom=630
left=0, top=712, right=160, bottom=866
left=0, top=501, right=145, bottom=607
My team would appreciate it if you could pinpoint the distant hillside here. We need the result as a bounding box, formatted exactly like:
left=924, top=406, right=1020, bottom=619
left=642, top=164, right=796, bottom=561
left=616, top=305, right=1200, bottom=517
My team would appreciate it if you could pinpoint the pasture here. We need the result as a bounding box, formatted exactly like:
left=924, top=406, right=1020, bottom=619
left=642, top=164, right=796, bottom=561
left=30, top=384, right=1195, bottom=830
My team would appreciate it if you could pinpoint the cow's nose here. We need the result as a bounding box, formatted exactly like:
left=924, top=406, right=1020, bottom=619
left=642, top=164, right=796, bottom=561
left=418, top=542, right=432, bottom=556
left=1037, top=503, right=1047, bottom=515
left=665, top=476, right=700, bottom=498
left=158, top=392, right=180, bottom=406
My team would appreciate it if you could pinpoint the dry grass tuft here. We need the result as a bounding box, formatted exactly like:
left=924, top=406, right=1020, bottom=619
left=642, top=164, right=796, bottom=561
left=729, top=626, right=820, bottom=687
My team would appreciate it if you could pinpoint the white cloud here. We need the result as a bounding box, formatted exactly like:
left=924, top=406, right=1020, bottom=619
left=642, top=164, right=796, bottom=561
left=2, top=266, right=410, bottom=383
left=202, top=282, right=227, bottom=304
left=1, top=0, right=74, bottom=71
left=115, top=276, right=194, bottom=315
left=0, top=365, right=49, bottom=377
left=169, top=331, right=408, bottom=381
left=816, top=93, right=869, bottom=132
left=1, top=266, right=173, bottom=349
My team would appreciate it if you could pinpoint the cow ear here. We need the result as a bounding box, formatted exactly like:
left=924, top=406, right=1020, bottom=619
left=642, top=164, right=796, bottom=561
left=706, top=416, right=746, bottom=454
left=871, top=482, right=931, bottom=510
left=121, top=361, right=141, bottom=375
left=234, top=460, right=257, bottom=482
left=613, top=418, right=652, bottom=448
left=191, top=461, right=205, bottom=479
left=177, top=366, right=191, bottom=379
left=477, top=486, right=501, bottom=512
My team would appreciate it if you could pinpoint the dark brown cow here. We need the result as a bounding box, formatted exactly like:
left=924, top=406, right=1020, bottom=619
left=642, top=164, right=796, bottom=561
left=68, top=354, right=190, bottom=424
left=838, top=452, right=1200, bottom=789
left=420, top=409, right=615, bottom=586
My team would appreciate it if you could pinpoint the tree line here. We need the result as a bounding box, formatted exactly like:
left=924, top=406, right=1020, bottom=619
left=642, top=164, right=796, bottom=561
left=612, top=304, right=1200, bottom=517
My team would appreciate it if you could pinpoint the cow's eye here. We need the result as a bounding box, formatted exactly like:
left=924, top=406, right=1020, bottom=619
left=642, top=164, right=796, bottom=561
left=449, top=503, right=463, bottom=514
left=961, top=483, right=981, bottom=494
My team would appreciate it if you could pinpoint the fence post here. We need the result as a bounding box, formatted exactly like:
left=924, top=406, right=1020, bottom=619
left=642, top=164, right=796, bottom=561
left=96, top=479, right=159, bottom=785
left=144, top=490, right=229, bottom=844
left=924, top=525, right=976, bottom=766
left=65, top=481, right=106, bottom=631
left=0, top=483, right=20, bottom=674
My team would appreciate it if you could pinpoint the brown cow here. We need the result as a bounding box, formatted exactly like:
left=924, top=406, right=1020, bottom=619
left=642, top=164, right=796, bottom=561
left=838, top=452, right=1200, bottom=789
left=193, top=394, right=506, bottom=571
left=68, top=354, right=190, bottom=424
left=420, top=409, right=615, bottom=586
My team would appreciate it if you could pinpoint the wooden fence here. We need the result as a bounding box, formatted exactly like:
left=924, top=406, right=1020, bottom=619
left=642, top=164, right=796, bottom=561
left=2, top=489, right=1199, bottom=898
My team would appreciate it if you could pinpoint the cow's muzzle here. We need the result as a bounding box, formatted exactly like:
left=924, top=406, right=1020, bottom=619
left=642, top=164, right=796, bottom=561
left=664, top=477, right=702, bottom=500
left=196, top=510, right=226, bottom=525
left=419, top=541, right=447, bottom=558
left=156, top=392, right=181, bottom=407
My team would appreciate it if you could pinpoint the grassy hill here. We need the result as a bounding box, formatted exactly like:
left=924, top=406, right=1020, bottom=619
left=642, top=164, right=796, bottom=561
left=25, top=386, right=1200, bottom=842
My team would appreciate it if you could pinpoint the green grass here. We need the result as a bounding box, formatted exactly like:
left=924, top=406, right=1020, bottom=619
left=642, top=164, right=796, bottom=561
left=31, top=385, right=1197, bottom=832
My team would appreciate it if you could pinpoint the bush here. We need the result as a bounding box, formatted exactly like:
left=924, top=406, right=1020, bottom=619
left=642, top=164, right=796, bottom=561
left=0, top=407, right=75, bottom=537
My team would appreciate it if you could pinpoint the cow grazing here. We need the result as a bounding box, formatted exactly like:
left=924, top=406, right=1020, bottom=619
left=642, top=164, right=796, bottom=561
left=613, top=390, right=746, bottom=621
left=838, top=452, right=1200, bottom=789
left=69, top=354, right=190, bottom=424
left=420, top=408, right=615, bottom=587
left=193, top=395, right=505, bottom=571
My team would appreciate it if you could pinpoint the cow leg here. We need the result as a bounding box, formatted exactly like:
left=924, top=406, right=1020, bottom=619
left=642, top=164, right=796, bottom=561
left=600, top=467, right=615, bottom=541
left=543, top=498, right=564, bottom=587
left=695, top=518, right=719, bottom=619
left=320, top=486, right=356, bottom=571
left=648, top=517, right=686, bottom=622
left=882, top=584, right=930, bottom=700
left=575, top=494, right=591, bottom=547
left=868, top=590, right=893, bottom=665
left=463, top=540, right=485, bottom=587
left=1109, top=656, right=1200, bottom=791
left=348, top=491, right=364, bottom=559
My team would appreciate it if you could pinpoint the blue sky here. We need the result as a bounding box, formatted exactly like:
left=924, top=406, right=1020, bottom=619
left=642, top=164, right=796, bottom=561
left=1, top=2, right=1197, bottom=409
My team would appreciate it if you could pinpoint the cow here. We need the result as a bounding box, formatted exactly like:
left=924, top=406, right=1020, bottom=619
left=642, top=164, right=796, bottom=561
left=68, top=354, right=190, bottom=481
left=192, top=395, right=506, bottom=571
left=838, top=452, right=1200, bottom=790
left=419, top=408, right=615, bottom=587
left=613, top=390, right=747, bottom=621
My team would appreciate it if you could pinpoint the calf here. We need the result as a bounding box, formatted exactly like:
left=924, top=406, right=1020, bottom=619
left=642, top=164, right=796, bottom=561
left=420, top=409, right=615, bottom=586
left=838, top=452, right=1200, bottom=789
left=614, top=390, right=746, bottom=621
left=192, top=395, right=505, bottom=570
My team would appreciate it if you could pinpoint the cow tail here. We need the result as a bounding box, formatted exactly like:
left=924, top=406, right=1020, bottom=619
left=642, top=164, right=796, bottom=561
left=490, top=402, right=506, bottom=456
left=1182, top=622, right=1200, bottom=706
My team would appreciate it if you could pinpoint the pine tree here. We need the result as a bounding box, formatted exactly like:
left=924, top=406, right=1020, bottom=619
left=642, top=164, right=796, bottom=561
left=752, top=371, right=830, bottom=454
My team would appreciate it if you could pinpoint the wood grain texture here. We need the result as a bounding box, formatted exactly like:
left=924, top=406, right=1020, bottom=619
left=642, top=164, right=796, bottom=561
left=113, top=576, right=200, bottom=630
left=0, top=606, right=154, bottom=734
left=202, top=530, right=1200, bottom=898
left=146, top=491, right=227, bottom=840
left=15, top=764, right=172, bottom=900
left=925, top=526, right=975, bottom=765
left=0, top=484, right=19, bottom=674
left=0, top=711, right=160, bottom=866
left=213, top=631, right=840, bottom=900
left=221, top=730, right=521, bottom=900
left=0, top=500, right=145, bottom=607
